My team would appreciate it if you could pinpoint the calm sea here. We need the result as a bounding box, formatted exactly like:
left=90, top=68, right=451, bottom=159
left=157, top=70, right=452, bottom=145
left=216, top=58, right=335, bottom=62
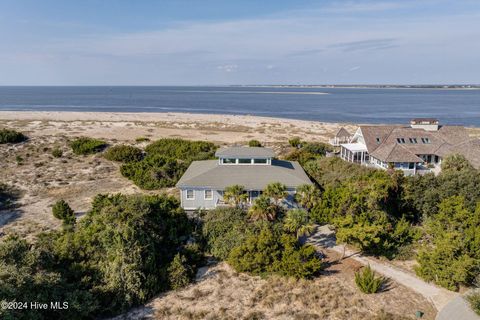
left=0, top=86, right=479, bottom=126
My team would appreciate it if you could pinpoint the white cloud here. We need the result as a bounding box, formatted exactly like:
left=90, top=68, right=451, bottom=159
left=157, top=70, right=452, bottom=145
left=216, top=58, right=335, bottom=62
left=217, top=64, right=238, bottom=72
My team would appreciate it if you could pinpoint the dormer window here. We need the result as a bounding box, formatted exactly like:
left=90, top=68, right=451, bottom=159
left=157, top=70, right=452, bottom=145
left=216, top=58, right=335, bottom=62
left=216, top=147, right=275, bottom=166
left=421, top=138, right=431, bottom=144
left=222, top=158, right=236, bottom=164
left=376, top=138, right=381, bottom=144
left=409, top=138, right=418, bottom=144
left=396, top=138, right=406, bottom=144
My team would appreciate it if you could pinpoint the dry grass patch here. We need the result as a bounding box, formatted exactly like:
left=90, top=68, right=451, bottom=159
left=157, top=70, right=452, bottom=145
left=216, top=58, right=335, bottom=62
left=115, top=259, right=435, bottom=320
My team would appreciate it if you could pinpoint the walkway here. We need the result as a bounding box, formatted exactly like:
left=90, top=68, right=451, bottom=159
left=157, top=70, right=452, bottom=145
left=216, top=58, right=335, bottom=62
left=307, top=225, right=458, bottom=311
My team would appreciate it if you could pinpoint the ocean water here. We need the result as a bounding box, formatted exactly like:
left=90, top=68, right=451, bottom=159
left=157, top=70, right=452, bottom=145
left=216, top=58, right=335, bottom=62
left=0, top=86, right=479, bottom=126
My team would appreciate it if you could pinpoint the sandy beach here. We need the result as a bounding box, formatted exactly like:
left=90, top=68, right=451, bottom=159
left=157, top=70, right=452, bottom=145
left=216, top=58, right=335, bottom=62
left=0, top=111, right=357, bottom=144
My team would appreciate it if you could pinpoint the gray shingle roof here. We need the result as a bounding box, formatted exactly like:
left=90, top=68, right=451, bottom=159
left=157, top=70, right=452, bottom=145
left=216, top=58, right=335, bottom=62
left=215, top=147, right=275, bottom=158
left=176, top=159, right=312, bottom=190
left=335, top=127, right=351, bottom=138
left=359, top=125, right=470, bottom=162
left=370, top=143, right=424, bottom=163
left=436, top=139, right=480, bottom=169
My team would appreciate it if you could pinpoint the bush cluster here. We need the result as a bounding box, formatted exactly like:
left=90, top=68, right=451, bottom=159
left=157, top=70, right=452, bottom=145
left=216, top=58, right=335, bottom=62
left=0, top=128, right=27, bottom=144
left=285, top=141, right=333, bottom=165
left=0, top=193, right=197, bottom=319
left=70, top=137, right=107, bottom=155
left=120, top=138, right=216, bottom=189
left=302, top=154, right=480, bottom=290
left=202, top=196, right=322, bottom=280
left=104, top=145, right=143, bottom=162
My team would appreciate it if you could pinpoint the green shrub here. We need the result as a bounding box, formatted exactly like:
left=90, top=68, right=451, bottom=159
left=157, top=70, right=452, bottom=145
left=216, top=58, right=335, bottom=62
left=120, top=138, right=216, bottom=190
left=135, top=136, right=150, bottom=142
left=51, top=147, right=63, bottom=158
left=70, top=137, right=107, bottom=155
left=104, top=145, right=143, bottom=162
left=202, top=207, right=249, bottom=260
left=355, top=265, right=385, bottom=294
left=145, top=138, right=216, bottom=161
left=467, top=291, right=480, bottom=316
left=248, top=139, right=262, bottom=147
left=288, top=137, right=302, bottom=148
left=52, top=199, right=76, bottom=227
left=415, top=196, right=480, bottom=290
left=228, top=224, right=322, bottom=279
left=168, top=253, right=193, bottom=290
left=120, top=154, right=186, bottom=189
left=15, top=155, right=24, bottom=165
left=284, top=142, right=333, bottom=165
left=0, top=184, right=18, bottom=210
left=0, top=193, right=194, bottom=319
left=0, top=128, right=27, bottom=144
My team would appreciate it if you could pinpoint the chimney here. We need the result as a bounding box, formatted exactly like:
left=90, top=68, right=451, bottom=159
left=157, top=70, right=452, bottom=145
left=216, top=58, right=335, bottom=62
left=410, top=118, right=439, bottom=131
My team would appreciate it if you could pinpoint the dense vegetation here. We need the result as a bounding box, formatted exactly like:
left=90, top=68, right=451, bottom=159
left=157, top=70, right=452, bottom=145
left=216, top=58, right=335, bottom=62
left=0, top=128, right=27, bottom=144
left=0, top=194, right=197, bottom=319
left=104, top=145, right=143, bottom=162
left=284, top=139, right=333, bottom=165
left=202, top=182, right=323, bottom=279
left=467, top=291, right=480, bottom=316
left=301, top=154, right=480, bottom=290
left=120, top=138, right=217, bottom=190
left=69, top=137, right=107, bottom=155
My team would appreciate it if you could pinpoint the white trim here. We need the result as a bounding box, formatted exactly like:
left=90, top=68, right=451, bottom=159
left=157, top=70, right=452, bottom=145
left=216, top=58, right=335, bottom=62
left=186, top=189, right=195, bottom=200
left=204, top=189, right=213, bottom=200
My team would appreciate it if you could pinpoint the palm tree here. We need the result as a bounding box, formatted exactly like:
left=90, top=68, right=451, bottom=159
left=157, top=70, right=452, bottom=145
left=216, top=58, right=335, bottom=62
left=295, top=184, right=321, bottom=210
left=223, top=185, right=248, bottom=208
left=248, top=195, right=276, bottom=221
left=283, top=208, right=315, bottom=239
left=264, top=182, right=287, bottom=206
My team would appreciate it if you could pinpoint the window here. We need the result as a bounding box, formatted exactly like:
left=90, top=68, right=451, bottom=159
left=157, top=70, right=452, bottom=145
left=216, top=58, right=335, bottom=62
left=409, top=138, right=418, bottom=144
left=376, top=137, right=381, bottom=144
left=238, top=158, right=252, bottom=164
left=222, top=158, right=236, bottom=164
left=421, top=138, right=431, bottom=144
left=396, top=138, right=406, bottom=144
left=253, top=158, right=268, bottom=164
left=186, top=190, right=194, bottom=200
left=204, top=190, right=213, bottom=200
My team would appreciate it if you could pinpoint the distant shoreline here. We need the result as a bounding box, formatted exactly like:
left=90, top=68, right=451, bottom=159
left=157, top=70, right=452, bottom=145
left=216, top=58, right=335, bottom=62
left=234, top=85, right=480, bottom=90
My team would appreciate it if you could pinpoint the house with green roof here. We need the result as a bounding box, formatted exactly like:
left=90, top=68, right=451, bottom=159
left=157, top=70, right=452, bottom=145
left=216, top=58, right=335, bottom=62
left=176, top=146, right=313, bottom=210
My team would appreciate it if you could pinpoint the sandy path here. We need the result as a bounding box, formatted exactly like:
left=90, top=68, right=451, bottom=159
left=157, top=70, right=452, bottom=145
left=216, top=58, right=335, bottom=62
left=307, top=225, right=458, bottom=311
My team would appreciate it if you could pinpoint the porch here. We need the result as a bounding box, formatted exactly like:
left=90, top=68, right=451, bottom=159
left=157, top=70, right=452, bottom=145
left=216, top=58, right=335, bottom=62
left=340, top=143, right=369, bottom=164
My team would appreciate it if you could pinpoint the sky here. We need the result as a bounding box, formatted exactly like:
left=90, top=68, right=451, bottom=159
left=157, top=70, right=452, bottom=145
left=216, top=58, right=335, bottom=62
left=0, top=0, right=479, bottom=85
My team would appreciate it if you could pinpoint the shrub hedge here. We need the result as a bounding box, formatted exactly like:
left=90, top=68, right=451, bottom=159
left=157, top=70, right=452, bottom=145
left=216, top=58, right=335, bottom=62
left=70, top=137, right=107, bottom=155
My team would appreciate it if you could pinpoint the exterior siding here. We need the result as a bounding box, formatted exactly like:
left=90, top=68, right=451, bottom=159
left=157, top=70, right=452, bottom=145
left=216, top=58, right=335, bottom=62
left=181, top=188, right=222, bottom=210
left=180, top=188, right=298, bottom=210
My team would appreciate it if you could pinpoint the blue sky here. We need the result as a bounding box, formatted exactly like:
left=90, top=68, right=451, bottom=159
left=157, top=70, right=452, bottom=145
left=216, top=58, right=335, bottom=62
left=0, top=0, right=479, bottom=85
